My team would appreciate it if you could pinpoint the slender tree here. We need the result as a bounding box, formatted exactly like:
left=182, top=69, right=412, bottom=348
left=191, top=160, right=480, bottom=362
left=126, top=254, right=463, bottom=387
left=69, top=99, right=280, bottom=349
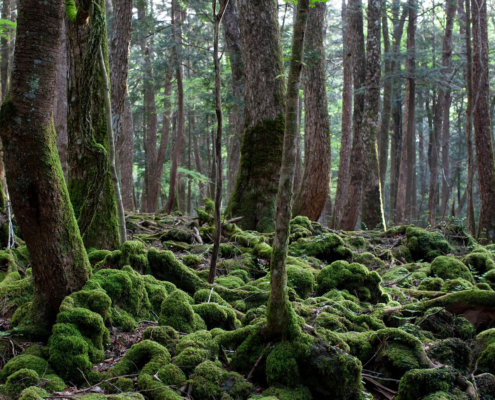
left=293, top=1, right=331, bottom=222
left=225, top=0, right=286, bottom=233
left=0, top=0, right=90, bottom=333
left=268, top=0, right=309, bottom=338
left=1, top=0, right=11, bottom=102
left=120, top=97, right=135, bottom=211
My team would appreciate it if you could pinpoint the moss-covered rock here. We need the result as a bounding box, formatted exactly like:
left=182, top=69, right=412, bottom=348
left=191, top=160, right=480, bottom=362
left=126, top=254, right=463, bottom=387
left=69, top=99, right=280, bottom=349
left=463, top=248, right=495, bottom=276
left=158, top=289, right=205, bottom=333
left=418, top=277, right=444, bottom=291
left=0, top=354, right=51, bottom=382
left=417, top=307, right=475, bottom=340
left=286, top=265, right=314, bottom=299
left=5, top=369, right=40, bottom=398
left=192, top=303, right=239, bottom=330
left=431, top=256, right=475, bottom=283
left=441, top=278, right=475, bottom=292
left=290, top=233, right=353, bottom=264
left=355, top=252, right=386, bottom=270
left=316, top=260, right=383, bottom=303
left=143, top=326, right=179, bottom=354
left=406, top=227, right=452, bottom=262
left=427, top=338, right=471, bottom=372
left=109, top=340, right=171, bottom=376
left=396, top=368, right=456, bottom=400
left=475, top=329, right=495, bottom=375
left=263, top=386, right=313, bottom=400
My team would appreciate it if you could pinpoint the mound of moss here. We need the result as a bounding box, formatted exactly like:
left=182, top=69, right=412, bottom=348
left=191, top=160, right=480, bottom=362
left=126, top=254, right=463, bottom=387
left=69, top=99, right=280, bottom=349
left=431, top=256, right=475, bottom=283
left=290, top=233, right=353, bottom=263
left=406, top=227, right=452, bottom=261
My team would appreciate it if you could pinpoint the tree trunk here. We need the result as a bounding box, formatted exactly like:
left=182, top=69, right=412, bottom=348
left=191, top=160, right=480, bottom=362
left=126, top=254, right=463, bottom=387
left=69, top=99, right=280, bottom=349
left=120, top=97, right=134, bottom=211
left=0, top=0, right=90, bottom=334
left=439, top=0, right=456, bottom=217
left=332, top=0, right=353, bottom=229
left=361, top=0, right=386, bottom=230
left=66, top=0, right=120, bottom=249
left=222, top=0, right=244, bottom=199
left=1, top=0, right=11, bottom=102
left=395, top=0, right=416, bottom=224
left=267, top=0, right=309, bottom=338
left=339, top=0, right=366, bottom=230
left=471, top=0, right=495, bottom=241
left=293, top=2, right=330, bottom=222
left=54, top=21, right=68, bottom=180
left=389, top=94, right=402, bottom=220
left=109, top=0, right=132, bottom=180
left=225, top=0, right=286, bottom=233
left=193, top=130, right=205, bottom=199
left=293, top=96, right=303, bottom=195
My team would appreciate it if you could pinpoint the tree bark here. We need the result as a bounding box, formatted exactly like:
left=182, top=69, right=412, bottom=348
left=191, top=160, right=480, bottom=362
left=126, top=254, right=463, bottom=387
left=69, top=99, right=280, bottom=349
left=54, top=21, right=68, bottom=180
left=268, top=0, right=309, bottom=338
left=193, top=129, right=205, bottom=198
left=221, top=0, right=244, bottom=199
left=339, top=0, right=366, bottom=230
left=225, top=0, right=286, bottom=233
left=471, top=0, right=495, bottom=241
left=360, top=0, right=386, bottom=230
left=1, top=0, right=11, bottom=102
left=292, top=2, right=330, bottom=222
left=332, top=0, right=353, bottom=229
left=395, top=0, right=416, bottom=224
left=66, top=0, right=120, bottom=249
left=0, top=0, right=90, bottom=333
left=120, top=96, right=134, bottom=211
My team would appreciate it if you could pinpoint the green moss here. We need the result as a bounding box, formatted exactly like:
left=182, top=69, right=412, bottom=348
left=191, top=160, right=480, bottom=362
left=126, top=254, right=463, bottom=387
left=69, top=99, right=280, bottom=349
left=111, top=308, right=137, bottom=331
left=346, top=236, right=367, bottom=250
left=143, top=326, right=179, bottom=354
left=289, top=233, right=353, bottom=263
left=418, top=277, right=444, bottom=291
left=105, top=377, right=134, bottom=394
left=396, top=368, right=456, bottom=400
left=5, top=369, right=39, bottom=398
left=157, top=364, right=186, bottom=387
left=43, top=374, right=66, bottom=392
left=192, top=303, right=240, bottom=330
left=148, top=248, right=206, bottom=293
left=406, top=227, right=452, bottom=261
left=392, top=245, right=413, bottom=263
left=477, top=282, right=493, bottom=291
left=142, top=275, right=171, bottom=314
left=159, top=289, right=202, bottom=333
left=476, top=329, right=495, bottom=375
left=431, top=256, right=475, bottom=283
left=109, top=340, right=171, bottom=376
left=189, top=360, right=225, bottom=399
left=18, top=386, right=49, bottom=400
left=355, top=252, right=386, bottom=270
left=193, top=288, right=229, bottom=306
left=59, top=288, right=112, bottom=321
left=216, top=275, right=246, bottom=289
left=0, top=354, right=51, bottom=382
left=219, top=243, right=243, bottom=258
left=286, top=266, right=314, bottom=299
left=183, top=254, right=202, bottom=268
left=289, top=216, right=313, bottom=242
left=87, top=249, right=112, bottom=265
left=417, top=307, right=475, bottom=340
left=476, top=373, right=495, bottom=400
left=427, top=338, right=471, bottom=372
left=172, top=347, right=210, bottom=376
left=316, top=260, right=384, bottom=303
left=266, top=341, right=309, bottom=387
left=119, top=240, right=149, bottom=273
left=441, top=278, right=475, bottom=292
left=0, top=275, right=33, bottom=318
left=463, top=248, right=495, bottom=275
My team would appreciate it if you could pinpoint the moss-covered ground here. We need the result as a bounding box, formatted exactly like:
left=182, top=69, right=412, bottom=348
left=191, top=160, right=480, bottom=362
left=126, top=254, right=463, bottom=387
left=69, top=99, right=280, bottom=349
left=1, top=210, right=494, bottom=400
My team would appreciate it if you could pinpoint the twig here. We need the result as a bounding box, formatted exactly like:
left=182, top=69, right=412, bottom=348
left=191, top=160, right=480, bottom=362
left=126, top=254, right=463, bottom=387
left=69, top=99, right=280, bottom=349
left=247, top=342, right=272, bottom=380
left=415, top=307, right=445, bottom=326
left=225, top=216, right=243, bottom=224
left=362, top=373, right=401, bottom=382
left=192, top=227, right=203, bottom=244
left=383, top=272, right=413, bottom=287
left=208, top=287, right=214, bottom=303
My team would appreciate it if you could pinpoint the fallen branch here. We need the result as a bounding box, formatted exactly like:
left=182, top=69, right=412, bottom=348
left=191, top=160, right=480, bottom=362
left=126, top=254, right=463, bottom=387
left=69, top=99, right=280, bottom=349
left=192, top=227, right=203, bottom=244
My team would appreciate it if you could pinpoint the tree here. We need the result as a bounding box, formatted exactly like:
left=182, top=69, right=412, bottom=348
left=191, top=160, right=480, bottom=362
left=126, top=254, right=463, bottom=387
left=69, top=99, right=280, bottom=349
left=66, top=0, right=120, bottom=249
left=471, top=0, right=495, bottom=240
left=225, top=0, right=286, bottom=233
left=54, top=22, right=68, bottom=179
left=268, top=0, right=309, bottom=338
left=120, top=97, right=135, bottom=211
left=292, top=1, right=331, bottom=222
left=1, top=0, right=11, bottom=102
left=0, top=0, right=90, bottom=334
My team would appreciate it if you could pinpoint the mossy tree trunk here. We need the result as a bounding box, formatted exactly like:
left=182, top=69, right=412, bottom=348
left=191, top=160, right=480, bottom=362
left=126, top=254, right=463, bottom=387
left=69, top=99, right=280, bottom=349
left=54, top=22, right=68, bottom=180
left=0, top=0, right=91, bottom=332
left=471, top=0, right=495, bottom=241
left=267, top=0, right=309, bottom=338
left=66, top=0, right=120, bottom=249
left=225, top=0, right=286, bottom=233
left=0, top=0, right=11, bottom=103
left=292, top=2, right=331, bottom=222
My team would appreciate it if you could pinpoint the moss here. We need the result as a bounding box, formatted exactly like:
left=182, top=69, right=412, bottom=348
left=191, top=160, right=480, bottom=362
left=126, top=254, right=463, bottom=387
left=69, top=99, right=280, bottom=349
left=105, top=377, right=134, bottom=394
left=266, top=341, right=310, bottom=387
left=289, top=217, right=313, bottom=242
left=11, top=301, right=32, bottom=327
left=0, top=354, right=51, bottom=382
left=0, top=275, right=33, bottom=318
left=24, top=345, right=49, bottom=359
left=427, top=338, right=471, bottom=372
left=392, top=245, right=413, bottom=263
left=431, top=256, right=475, bottom=283
left=346, top=236, right=367, bottom=250
left=183, top=254, right=202, bottom=268
left=43, top=374, right=66, bottom=392
left=111, top=308, right=137, bottom=331
left=241, top=305, right=266, bottom=326
left=417, top=307, right=475, bottom=340
left=477, top=282, right=493, bottom=291
left=463, top=248, right=495, bottom=275
left=193, top=288, right=229, bottom=306
left=192, top=303, right=240, bottom=330
left=484, top=269, right=495, bottom=289
left=476, top=329, right=495, bottom=375
left=441, top=278, right=475, bottom=292
left=148, top=248, right=206, bottom=293
left=158, top=289, right=202, bottom=333
left=406, top=227, right=452, bottom=261
left=142, top=275, right=170, bottom=314
left=5, top=369, right=39, bottom=398
left=418, top=277, right=444, bottom=291
left=286, top=266, right=314, bottom=299
left=18, top=386, right=49, bottom=400
left=355, top=252, right=386, bottom=270
left=396, top=368, right=456, bottom=400
left=316, top=260, right=384, bottom=303
left=263, top=386, right=312, bottom=400
left=253, top=242, right=273, bottom=259
left=109, top=340, right=171, bottom=376
left=143, top=326, right=179, bottom=353
left=59, top=288, right=112, bottom=321
left=230, top=269, right=250, bottom=283
left=119, top=240, right=149, bottom=274
left=189, top=360, right=225, bottom=399
left=289, top=233, right=353, bottom=263
left=87, top=249, right=112, bottom=265
left=477, top=373, right=495, bottom=400
left=219, top=243, right=243, bottom=258
left=216, top=275, right=246, bottom=289
left=137, top=372, right=183, bottom=400
left=172, top=347, right=210, bottom=376
left=157, top=364, right=186, bottom=387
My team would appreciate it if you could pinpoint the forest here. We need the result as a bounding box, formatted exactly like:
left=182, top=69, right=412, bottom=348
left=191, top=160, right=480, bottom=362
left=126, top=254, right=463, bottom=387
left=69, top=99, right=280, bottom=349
left=1, top=0, right=495, bottom=399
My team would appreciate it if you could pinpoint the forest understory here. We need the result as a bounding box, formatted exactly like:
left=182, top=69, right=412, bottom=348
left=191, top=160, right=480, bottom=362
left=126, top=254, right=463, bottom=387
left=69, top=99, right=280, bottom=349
left=1, top=204, right=495, bottom=400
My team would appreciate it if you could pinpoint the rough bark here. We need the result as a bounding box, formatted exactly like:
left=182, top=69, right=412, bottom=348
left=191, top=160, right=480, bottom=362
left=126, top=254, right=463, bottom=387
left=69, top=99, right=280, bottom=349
left=471, top=0, right=495, bottom=241
left=440, top=0, right=456, bottom=217
left=221, top=0, right=244, bottom=199
left=339, top=0, right=366, bottom=230
left=332, top=0, right=353, bottom=229
left=292, top=2, right=330, bottom=222
left=193, top=130, right=205, bottom=198
left=389, top=93, right=402, bottom=219
left=268, top=0, right=309, bottom=338
left=1, top=0, right=11, bottom=102
left=225, top=0, right=286, bottom=233
left=66, top=0, right=120, bottom=249
left=395, top=0, right=416, bottom=224
left=0, top=0, right=90, bottom=333
left=109, top=0, right=133, bottom=175
left=120, top=97, right=134, bottom=211
left=54, top=21, right=68, bottom=179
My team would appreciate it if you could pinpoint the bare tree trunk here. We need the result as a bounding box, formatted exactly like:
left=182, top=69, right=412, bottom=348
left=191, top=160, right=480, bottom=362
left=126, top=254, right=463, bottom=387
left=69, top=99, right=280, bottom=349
left=389, top=95, right=402, bottom=220
left=222, top=0, right=244, bottom=199
left=440, top=0, right=456, bottom=217
left=293, top=96, right=303, bottom=195
left=268, top=0, right=309, bottom=338
left=54, top=21, right=68, bottom=179
left=225, top=0, right=286, bottom=233
left=120, top=97, right=134, bottom=211
left=361, top=0, right=386, bottom=230
left=293, top=2, right=330, bottom=221
left=471, top=0, right=495, bottom=241
left=395, top=0, right=416, bottom=224
left=332, top=0, right=353, bottom=228
left=193, top=132, right=205, bottom=198
left=1, top=0, right=11, bottom=102
left=418, top=96, right=427, bottom=216
left=339, top=0, right=366, bottom=230
left=0, top=0, right=90, bottom=333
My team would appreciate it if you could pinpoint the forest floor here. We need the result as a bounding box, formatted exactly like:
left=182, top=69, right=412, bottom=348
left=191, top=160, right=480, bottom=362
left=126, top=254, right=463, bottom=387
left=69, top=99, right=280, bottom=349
left=1, top=202, right=495, bottom=400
